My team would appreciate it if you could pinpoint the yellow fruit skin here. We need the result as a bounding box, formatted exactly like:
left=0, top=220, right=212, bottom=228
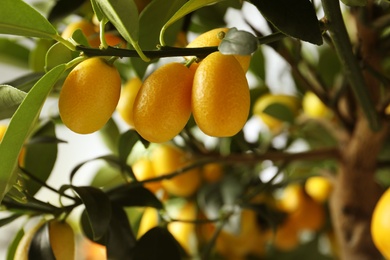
left=117, top=77, right=143, bottom=127
left=137, top=207, right=159, bottom=238
left=302, top=91, right=331, bottom=118
left=132, top=157, right=162, bottom=193
left=202, top=163, right=223, bottom=183
left=187, top=28, right=251, bottom=72
left=167, top=202, right=198, bottom=255
left=253, top=94, right=299, bottom=131
left=133, top=63, right=194, bottom=143
left=305, top=176, right=333, bottom=203
left=372, top=188, right=390, bottom=259
left=61, top=20, right=97, bottom=40
left=0, top=124, right=6, bottom=141
left=192, top=52, right=250, bottom=137
left=49, top=220, right=75, bottom=260
left=58, top=57, right=121, bottom=134
left=151, top=144, right=201, bottom=197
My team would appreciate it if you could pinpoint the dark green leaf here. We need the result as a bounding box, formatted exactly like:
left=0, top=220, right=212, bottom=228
left=0, top=0, right=57, bottom=39
left=132, top=227, right=182, bottom=260
left=263, top=103, right=295, bottom=124
left=22, top=121, right=58, bottom=196
left=72, top=186, right=112, bottom=240
left=107, top=185, right=163, bottom=209
left=0, top=214, right=22, bottom=228
left=0, top=38, right=30, bottom=62
left=48, top=0, right=87, bottom=22
left=28, top=222, right=56, bottom=260
left=99, top=118, right=120, bottom=153
left=106, top=204, right=136, bottom=259
left=0, top=85, right=27, bottom=120
left=1, top=72, right=44, bottom=93
left=0, top=64, right=66, bottom=203
left=317, top=47, right=341, bottom=89
left=340, top=0, right=367, bottom=6
left=118, top=129, right=142, bottom=162
left=219, top=28, right=258, bottom=55
left=249, top=0, right=322, bottom=45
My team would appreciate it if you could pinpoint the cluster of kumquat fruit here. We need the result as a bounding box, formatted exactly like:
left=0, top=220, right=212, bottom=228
left=117, top=28, right=251, bottom=142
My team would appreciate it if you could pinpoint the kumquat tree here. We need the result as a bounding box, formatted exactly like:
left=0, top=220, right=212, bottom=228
left=2, top=0, right=390, bottom=259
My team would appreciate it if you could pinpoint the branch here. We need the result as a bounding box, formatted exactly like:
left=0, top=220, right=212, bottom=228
left=321, top=0, right=380, bottom=130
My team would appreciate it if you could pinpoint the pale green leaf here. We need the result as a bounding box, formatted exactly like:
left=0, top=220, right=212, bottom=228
left=0, top=85, right=27, bottom=120
left=160, top=0, right=226, bottom=45
left=0, top=0, right=57, bottom=39
left=0, top=64, right=66, bottom=203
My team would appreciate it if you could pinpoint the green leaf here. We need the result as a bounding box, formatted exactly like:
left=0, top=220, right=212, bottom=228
left=45, top=42, right=74, bottom=72
left=133, top=227, right=182, bottom=259
left=23, top=121, right=58, bottom=196
left=99, top=118, right=120, bottom=154
left=94, top=0, right=149, bottom=60
left=72, top=186, right=112, bottom=241
left=130, top=0, right=186, bottom=77
left=340, top=0, right=367, bottom=6
left=118, top=129, right=143, bottom=163
left=0, top=64, right=66, bottom=203
left=160, top=0, right=226, bottom=45
left=6, top=227, right=24, bottom=260
left=249, top=47, right=266, bottom=82
left=249, top=0, right=323, bottom=45
left=48, top=0, right=87, bottom=22
left=0, top=0, right=58, bottom=39
left=28, top=223, right=56, bottom=260
left=29, top=39, right=54, bottom=72
left=263, top=103, right=295, bottom=123
left=1, top=72, right=44, bottom=93
left=105, top=204, right=136, bottom=259
left=0, top=85, right=27, bottom=120
left=107, top=185, right=163, bottom=209
left=0, top=38, right=30, bottom=62
left=160, top=0, right=224, bottom=46
left=0, top=214, right=22, bottom=228
left=219, top=27, right=258, bottom=55
left=263, top=103, right=295, bottom=124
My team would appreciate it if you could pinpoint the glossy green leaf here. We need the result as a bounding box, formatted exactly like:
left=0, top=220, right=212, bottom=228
left=23, top=121, right=58, bottom=196
left=130, top=0, right=186, bottom=78
left=160, top=0, right=225, bottom=45
left=0, top=64, right=66, bottom=203
left=249, top=0, right=323, bottom=45
left=263, top=103, right=295, bottom=124
left=0, top=38, right=30, bottom=62
left=72, top=185, right=112, bottom=241
left=249, top=47, right=266, bottom=82
left=105, top=204, right=136, bottom=259
left=28, top=223, right=56, bottom=260
left=94, top=0, right=140, bottom=48
left=219, top=28, right=258, bottom=55
left=0, top=85, right=27, bottom=120
left=133, top=227, right=182, bottom=260
left=107, top=185, right=163, bottom=209
left=0, top=0, right=57, bottom=39
left=45, top=42, right=74, bottom=72
left=340, top=0, right=367, bottom=6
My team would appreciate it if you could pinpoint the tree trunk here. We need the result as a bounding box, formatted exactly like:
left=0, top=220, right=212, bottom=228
left=330, top=116, right=388, bottom=260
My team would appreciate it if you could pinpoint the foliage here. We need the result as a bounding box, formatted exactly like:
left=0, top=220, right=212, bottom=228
left=1, top=0, right=390, bottom=259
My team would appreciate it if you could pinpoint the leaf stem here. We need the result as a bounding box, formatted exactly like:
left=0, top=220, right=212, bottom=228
left=321, top=0, right=379, bottom=130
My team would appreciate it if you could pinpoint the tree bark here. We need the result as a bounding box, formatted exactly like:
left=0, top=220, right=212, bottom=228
left=330, top=116, right=388, bottom=260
